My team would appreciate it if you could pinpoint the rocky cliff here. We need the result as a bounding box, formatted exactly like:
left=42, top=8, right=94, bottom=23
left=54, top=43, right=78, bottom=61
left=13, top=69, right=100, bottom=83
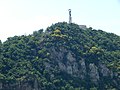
left=0, top=22, right=120, bottom=90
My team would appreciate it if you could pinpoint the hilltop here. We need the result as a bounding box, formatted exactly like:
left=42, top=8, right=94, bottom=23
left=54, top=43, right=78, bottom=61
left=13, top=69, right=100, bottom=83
left=0, top=22, right=120, bottom=90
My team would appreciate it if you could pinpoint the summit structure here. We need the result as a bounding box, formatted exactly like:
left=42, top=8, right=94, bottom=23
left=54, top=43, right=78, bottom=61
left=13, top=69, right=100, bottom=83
left=68, top=9, right=72, bottom=23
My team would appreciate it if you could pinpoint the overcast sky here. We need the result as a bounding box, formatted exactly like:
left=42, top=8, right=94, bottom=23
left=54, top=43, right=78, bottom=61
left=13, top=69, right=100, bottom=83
left=0, top=0, right=120, bottom=42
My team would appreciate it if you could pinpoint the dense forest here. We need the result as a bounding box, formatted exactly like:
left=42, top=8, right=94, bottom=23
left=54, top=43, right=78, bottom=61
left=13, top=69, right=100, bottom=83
left=0, top=22, right=120, bottom=90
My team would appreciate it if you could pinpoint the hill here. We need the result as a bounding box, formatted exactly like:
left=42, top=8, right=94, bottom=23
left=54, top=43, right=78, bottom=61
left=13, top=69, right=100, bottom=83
left=0, top=22, right=120, bottom=90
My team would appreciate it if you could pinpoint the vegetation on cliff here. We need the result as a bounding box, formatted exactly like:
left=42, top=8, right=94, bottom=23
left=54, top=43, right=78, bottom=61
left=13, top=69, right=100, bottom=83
left=0, top=22, right=120, bottom=90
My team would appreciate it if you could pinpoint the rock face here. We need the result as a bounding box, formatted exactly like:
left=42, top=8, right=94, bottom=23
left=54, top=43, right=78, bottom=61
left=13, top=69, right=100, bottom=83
left=89, top=63, right=99, bottom=83
left=0, top=46, right=119, bottom=90
left=0, top=22, right=120, bottom=90
left=48, top=47, right=119, bottom=88
left=0, top=82, right=38, bottom=90
left=99, top=62, right=111, bottom=77
left=79, top=59, right=86, bottom=79
left=0, top=83, right=2, bottom=89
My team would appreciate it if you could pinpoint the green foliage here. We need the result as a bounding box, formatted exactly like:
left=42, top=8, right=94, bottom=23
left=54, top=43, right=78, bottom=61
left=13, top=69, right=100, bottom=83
left=0, top=22, right=120, bottom=90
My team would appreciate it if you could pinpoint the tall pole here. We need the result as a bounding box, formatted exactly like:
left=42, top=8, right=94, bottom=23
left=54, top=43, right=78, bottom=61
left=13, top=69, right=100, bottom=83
left=68, top=9, right=72, bottom=24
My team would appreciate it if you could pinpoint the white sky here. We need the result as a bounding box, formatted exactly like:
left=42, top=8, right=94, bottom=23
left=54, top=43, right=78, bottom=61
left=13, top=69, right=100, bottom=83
left=0, top=0, right=120, bottom=42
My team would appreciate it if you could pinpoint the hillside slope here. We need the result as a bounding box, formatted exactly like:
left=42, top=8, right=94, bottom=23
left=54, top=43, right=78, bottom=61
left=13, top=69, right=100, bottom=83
left=0, top=22, right=120, bottom=90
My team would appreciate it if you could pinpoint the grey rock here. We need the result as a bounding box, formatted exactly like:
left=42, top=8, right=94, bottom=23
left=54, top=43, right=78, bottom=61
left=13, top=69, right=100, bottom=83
left=58, top=62, right=66, bottom=71
left=72, top=62, right=79, bottom=75
left=44, top=62, right=51, bottom=70
left=99, top=62, right=110, bottom=77
left=67, top=52, right=75, bottom=62
left=79, top=59, right=86, bottom=79
left=0, top=82, right=2, bottom=89
left=89, top=63, right=99, bottom=83
left=67, top=65, right=73, bottom=74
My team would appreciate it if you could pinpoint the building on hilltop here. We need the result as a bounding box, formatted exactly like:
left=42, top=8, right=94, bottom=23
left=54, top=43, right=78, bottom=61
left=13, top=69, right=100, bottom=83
left=79, top=25, right=87, bottom=30
left=68, top=9, right=87, bottom=30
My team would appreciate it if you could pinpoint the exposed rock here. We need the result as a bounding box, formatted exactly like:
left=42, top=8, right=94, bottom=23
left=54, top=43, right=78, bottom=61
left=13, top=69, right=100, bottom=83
left=1, top=22, right=120, bottom=90
left=99, top=62, right=111, bottom=77
left=79, top=59, right=86, bottom=79
left=58, top=62, right=66, bottom=71
left=89, top=63, right=99, bottom=83
left=34, top=79, right=38, bottom=90
left=72, top=62, right=79, bottom=75
left=66, top=62, right=73, bottom=74
left=44, top=62, right=51, bottom=71
left=67, top=52, right=75, bottom=62
left=0, top=83, right=2, bottom=89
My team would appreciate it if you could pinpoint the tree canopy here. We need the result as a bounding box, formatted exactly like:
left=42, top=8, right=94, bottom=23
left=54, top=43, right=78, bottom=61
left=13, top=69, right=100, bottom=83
left=0, top=22, right=120, bottom=90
